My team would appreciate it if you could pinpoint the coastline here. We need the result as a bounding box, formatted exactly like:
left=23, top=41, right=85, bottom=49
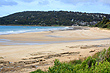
left=0, top=26, right=110, bottom=44
left=0, top=26, right=110, bottom=72
left=0, top=25, right=67, bottom=35
left=0, top=38, right=110, bottom=46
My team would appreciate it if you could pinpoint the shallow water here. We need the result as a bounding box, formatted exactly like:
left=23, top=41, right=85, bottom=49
left=0, top=38, right=110, bottom=45
left=0, top=26, right=67, bottom=35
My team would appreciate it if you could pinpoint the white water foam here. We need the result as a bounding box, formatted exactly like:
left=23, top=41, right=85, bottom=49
left=0, top=26, right=68, bottom=35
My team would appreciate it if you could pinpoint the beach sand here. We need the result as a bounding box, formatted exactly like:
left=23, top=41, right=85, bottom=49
left=0, top=26, right=110, bottom=73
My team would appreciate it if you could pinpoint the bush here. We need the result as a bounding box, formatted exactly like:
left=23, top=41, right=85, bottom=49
left=48, top=59, right=74, bottom=73
left=81, top=56, right=96, bottom=68
left=105, top=47, right=110, bottom=62
left=30, top=69, right=46, bottom=73
left=69, top=59, right=82, bottom=65
left=93, top=61, right=110, bottom=73
left=30, top=47, right=110, bottom=73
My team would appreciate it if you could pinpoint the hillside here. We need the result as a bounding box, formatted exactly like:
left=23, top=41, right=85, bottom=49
left=94, top=17, right=110, bottom=28
left=0, top=11, right=110, bottom=26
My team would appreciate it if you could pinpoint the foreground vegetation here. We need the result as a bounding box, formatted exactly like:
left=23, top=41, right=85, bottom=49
left=31, top=47, right=110, bottom=73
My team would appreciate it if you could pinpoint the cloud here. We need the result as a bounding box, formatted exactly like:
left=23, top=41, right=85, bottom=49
left=38, top=0, right=50, bottom=5
left=56, top=0, right=110, bottom=6
left=99, top=0, right=110, bottom=5
left=19, top=0, right=35, bottom=3
left=56, top=0, right=96, bottom=4
left=0, top=0, right=110, bottom=17
left=19, top=0, right=50, bottom=5
left=0, top=0, right=18, bottom=6
left=16, top=0, right=50, bottom=5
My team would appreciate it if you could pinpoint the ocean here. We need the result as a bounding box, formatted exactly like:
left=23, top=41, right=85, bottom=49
left=0, top=26, right=110, bottom=45
left=0, top=26, right=68, bottom=35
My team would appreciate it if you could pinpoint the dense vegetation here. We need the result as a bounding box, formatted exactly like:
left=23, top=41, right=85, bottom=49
left=94, top=17, right=110, bottom=28
left=31, top=47, right=110, bottom=73
left=0, top=11, right=110, bottom=26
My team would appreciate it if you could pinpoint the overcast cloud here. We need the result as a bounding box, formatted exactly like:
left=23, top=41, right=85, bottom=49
left=38, top=0, right=50, bottom=5
left=0, top=0, right=110, bottom=6
left=0, top=0, right=17, bottom=6
left=0, top=0, right=110, bottom=17
left=56, top=0, right=110, bottom=5
left=19, top=0, right=35, bottom=3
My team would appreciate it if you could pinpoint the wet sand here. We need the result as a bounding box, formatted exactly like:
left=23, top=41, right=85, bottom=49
left=0, top=27, right=110, bottom=45
left=0, top=26, right=110, bottom=73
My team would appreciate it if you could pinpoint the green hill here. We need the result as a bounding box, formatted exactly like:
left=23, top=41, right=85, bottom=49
left=0, top=11, right=110, bottom=26
left=94, top=17, right=110, bottom=28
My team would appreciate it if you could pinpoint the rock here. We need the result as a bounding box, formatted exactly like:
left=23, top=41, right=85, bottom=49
left=0, top=60, right=4, bottom=64
left=31, top=65, right=38, bottom=68
left=89, top=50, right=95, bottom=53
left=22, top=58, right=27, bottom=60
left=79, top=55, right=82, bottom=56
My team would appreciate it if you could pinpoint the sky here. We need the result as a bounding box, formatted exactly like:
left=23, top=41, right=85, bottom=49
left=0, top=0, right=110, bottom=17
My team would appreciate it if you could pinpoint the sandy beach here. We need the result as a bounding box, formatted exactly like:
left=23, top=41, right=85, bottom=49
left=0, top=26, right=110, bottom=73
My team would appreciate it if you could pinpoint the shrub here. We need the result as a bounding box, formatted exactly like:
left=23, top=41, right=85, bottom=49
left=30, top=69, right=46, bottom=73
left=105, top=47, right=110, bottom=62
left=48, top=59, right=74, bottom=73
left=69, top=59, right=82, bottom=65
left=93, top=61, right=110, bottom=73
left=81, top=56, right=96, bottom=68
left=30, top=47, right=110, bottom=73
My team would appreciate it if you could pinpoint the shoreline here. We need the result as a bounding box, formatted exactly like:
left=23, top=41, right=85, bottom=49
left=0, top=25, right=68, bottom=35
left=0, top=38, right=110, bottom=46
left=0, top=26, right=110, bottom=72
left=0, top=26, right=110, bottom=44
left=0, top=26, right=89, bottom=35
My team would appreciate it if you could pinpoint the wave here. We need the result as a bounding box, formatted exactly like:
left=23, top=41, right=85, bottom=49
left=0, top=26, right=68, bottom=35
left=0, top=29, right=38, bottom=35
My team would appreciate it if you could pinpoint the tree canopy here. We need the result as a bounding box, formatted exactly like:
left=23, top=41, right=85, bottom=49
left=94, top=17, right=110, bottom=28
left=0, top=11, right=110, bottom=26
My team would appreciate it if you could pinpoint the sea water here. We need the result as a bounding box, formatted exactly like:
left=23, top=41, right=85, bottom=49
left=0, top=26, right=110, bottom=45
left=0, top=26, right=71, bottom=45
left=0, top=26, right=67, bottom=35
